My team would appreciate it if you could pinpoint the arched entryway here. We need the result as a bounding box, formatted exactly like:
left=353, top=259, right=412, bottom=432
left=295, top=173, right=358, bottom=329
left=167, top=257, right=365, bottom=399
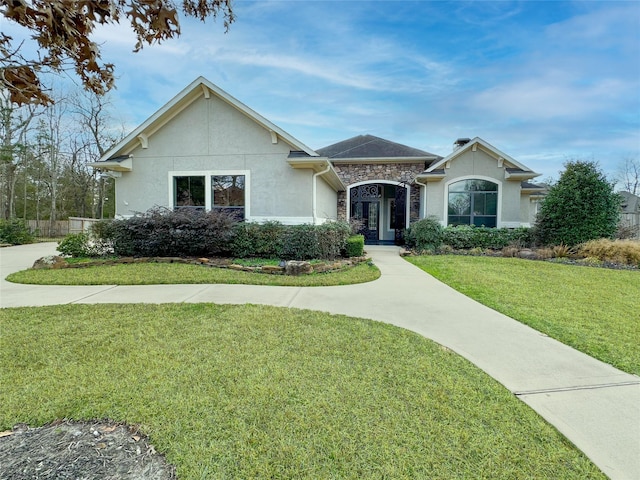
left=348, top=181, right=409, bottom=244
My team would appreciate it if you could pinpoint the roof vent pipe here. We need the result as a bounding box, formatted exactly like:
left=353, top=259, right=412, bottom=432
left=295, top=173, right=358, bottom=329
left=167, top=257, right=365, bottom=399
left=454, top=138, right=471, bottom=150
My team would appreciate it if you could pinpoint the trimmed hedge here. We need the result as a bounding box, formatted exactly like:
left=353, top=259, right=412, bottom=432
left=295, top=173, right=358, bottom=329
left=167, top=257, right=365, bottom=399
left=96, top=207, right=237, bottom=257
left=344, top=235, right=365, bottom=257
left=94, top=208, right=352, bottom=260
left=442, top=225, right=533, bottom=250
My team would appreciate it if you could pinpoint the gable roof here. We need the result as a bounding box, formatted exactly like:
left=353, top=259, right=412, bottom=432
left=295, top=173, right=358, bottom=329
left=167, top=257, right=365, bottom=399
left=317, top=135, right=440, bottom=162
left=421, top=137, right=539, bottom=180
left=425, top=137, right=534, bottom=173
left=96, top=76, right=318, bottom=162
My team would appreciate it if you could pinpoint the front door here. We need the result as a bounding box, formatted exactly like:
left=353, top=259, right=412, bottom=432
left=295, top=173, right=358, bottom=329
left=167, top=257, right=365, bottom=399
left=350, top=184, right=382, bottom=243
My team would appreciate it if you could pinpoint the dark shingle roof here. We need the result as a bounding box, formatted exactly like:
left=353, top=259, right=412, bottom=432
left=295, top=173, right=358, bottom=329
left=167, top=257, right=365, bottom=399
left=317, top=134, right=438, bottom=159
left=521, top=181, right=545, bottom=189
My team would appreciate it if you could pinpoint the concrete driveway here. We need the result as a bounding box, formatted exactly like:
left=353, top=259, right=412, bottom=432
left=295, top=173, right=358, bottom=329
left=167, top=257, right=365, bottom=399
left=1, top=242, right=639, bottom=479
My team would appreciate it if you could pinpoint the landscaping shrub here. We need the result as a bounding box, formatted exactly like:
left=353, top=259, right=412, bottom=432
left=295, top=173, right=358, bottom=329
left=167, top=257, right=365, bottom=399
left=0, top=219, right=34, bottom=245
left=280, top=224, right=320, bottom=260
left=57, top=233, right=93, bottom=257
left=405, top=217, right=443, bottom=252
left=316, top=221, right=351, bottom=260
left=344, top=235, right=365, bottom=257
left=279, top=222, right=350, bottom=260
left=93, top=211, right=351, bottom=260
left=231, top=221, right=285, bottom=258
left=577, top=239, right=640, bottom=267
left=442, top=225, right=532, bottom=250
left=534, top=160, right=621, bottom=246
left=96, top=207, right=237, bottom=257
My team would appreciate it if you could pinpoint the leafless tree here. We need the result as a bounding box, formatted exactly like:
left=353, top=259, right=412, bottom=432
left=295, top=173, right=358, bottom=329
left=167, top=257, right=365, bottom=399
left=617, top=157, right=639, bottom=195
left=0, top=94, right=38, bottom=219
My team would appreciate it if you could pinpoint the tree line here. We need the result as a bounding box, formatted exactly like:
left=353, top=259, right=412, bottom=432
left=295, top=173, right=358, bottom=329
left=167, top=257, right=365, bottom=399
left=0, top=87, right=123, bottom=228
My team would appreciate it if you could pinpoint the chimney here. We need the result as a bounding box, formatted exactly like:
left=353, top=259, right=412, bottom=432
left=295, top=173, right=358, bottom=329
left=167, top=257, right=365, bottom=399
left=454, top=138, right=471, bottom=150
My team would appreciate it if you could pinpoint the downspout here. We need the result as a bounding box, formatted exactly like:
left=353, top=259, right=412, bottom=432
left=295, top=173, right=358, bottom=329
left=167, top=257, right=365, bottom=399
left=312, top=162, right=332, bottom=225
left=414, top=177, right=428, bottom=221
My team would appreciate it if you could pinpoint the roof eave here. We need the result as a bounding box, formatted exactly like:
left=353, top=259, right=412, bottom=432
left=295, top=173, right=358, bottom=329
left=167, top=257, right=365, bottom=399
left=330, top=155, right=439, bottom=164
left=88, top=156, right=133, bottom=172
left=287, top=158, right=345, bottom=191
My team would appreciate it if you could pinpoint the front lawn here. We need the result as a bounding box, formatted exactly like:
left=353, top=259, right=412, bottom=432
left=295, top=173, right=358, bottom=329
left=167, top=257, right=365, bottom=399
left=0, top=304, right=602, bottom=479
left=6, top=261, right=380, bottom=287
left=406, top=255, right=640, bottom=375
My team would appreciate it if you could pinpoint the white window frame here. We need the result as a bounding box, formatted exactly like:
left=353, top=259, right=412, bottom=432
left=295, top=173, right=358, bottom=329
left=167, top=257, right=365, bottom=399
left=168, top=170, right=250, bottom=219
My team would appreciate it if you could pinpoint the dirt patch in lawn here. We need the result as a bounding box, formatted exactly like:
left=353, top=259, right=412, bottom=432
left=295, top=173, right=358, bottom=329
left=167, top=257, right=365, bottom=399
left=0, top=420, right=175, bottom=479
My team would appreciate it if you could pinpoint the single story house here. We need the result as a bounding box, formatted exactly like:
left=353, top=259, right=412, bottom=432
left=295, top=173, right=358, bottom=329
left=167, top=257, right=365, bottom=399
left=91, top=77, right=545, bottom=244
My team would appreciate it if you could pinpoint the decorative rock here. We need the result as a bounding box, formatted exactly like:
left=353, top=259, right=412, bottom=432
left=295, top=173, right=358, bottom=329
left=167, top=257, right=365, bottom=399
left=285, top=260, right=313, bottom=276
left=261, top=265, right=284, bottom=274
left=228, top=264, right=245, bottom=271
left=32, top=255, right=67, bottom=269
left=197, top=258, right=209, bottom=264
left=518, top=249, right=538, bottom=260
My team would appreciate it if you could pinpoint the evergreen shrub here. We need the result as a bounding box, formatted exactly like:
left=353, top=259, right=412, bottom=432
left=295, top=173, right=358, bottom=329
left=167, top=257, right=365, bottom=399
left=57, top=233, right=92, bottom=257
left=344, top=235, right=365, bottom=257
left=97, top=207, right=237, bottom=257
left=405, top=217, right=443, bottom=252
left=0, top=219, right=34, bottom=245
left=231, top=221, right=285, bottom=258
left=442, top=225, right=532, bottom=250
left=534, top=160, right=621, bottom=246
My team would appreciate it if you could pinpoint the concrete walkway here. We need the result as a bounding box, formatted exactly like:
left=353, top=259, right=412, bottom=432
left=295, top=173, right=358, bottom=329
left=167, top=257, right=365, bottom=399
left=1, top=243, right=639, bottom=479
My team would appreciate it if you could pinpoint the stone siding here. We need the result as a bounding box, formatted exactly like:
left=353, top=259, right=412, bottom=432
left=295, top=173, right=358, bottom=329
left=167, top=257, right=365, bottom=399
left=333, top=162, right=424, bottom=222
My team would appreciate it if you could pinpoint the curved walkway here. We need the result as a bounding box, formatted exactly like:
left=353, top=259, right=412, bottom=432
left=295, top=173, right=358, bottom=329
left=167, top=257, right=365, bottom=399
left=1, top=243, right=639, bottom=479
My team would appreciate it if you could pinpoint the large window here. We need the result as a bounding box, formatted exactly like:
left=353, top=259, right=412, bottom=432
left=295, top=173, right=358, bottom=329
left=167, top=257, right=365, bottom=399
left=212, top=175, right=245, bottom=219
left=172, top=173, right=246, bottom=219
left=448, top=179, right=497, bottom=227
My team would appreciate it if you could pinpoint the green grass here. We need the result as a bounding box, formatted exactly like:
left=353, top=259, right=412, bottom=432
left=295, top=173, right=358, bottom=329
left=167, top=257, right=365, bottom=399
left=406, top=255, right=640, bottom=375
left=6, top=261, right=380, bottom=287
left=0, top=304, right=603, bottom=479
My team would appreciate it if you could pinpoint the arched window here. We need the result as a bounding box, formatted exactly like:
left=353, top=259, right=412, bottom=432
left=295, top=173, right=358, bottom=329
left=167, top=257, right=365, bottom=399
left=448, top=179, right=498, bottom=227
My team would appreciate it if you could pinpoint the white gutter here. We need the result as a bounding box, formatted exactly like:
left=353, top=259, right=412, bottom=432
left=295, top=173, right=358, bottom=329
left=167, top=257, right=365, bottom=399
left=312, top=162, right=332, bottom=224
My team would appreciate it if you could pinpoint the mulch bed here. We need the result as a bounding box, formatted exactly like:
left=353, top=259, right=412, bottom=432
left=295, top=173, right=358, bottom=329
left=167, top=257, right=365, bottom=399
left=0, top=420, right=175, bottom=480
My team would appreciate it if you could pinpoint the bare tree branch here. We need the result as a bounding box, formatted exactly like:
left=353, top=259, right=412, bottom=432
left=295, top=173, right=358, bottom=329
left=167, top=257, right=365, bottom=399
left=0, top=0, right=235, bottom=105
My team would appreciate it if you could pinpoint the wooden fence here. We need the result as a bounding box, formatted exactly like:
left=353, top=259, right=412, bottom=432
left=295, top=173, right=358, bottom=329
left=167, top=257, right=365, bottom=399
left=27, top=217, right=101, bottom=238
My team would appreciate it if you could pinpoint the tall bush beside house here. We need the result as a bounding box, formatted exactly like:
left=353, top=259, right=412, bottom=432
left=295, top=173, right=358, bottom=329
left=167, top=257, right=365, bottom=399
left=534, top=160, right=621, bottom=246
left=405, top=217, right=443, bottom=252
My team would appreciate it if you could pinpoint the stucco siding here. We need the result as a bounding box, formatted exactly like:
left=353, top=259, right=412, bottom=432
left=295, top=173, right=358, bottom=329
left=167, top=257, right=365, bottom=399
left=316, top=176, right=338, bottom=222
left=422, top=149, right=526, bottom=227
left=114, top=94, right=310, bottom=219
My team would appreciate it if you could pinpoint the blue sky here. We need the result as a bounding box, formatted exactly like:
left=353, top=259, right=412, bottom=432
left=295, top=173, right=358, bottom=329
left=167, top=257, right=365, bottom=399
left=6, top=1, right=640, bottom=182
